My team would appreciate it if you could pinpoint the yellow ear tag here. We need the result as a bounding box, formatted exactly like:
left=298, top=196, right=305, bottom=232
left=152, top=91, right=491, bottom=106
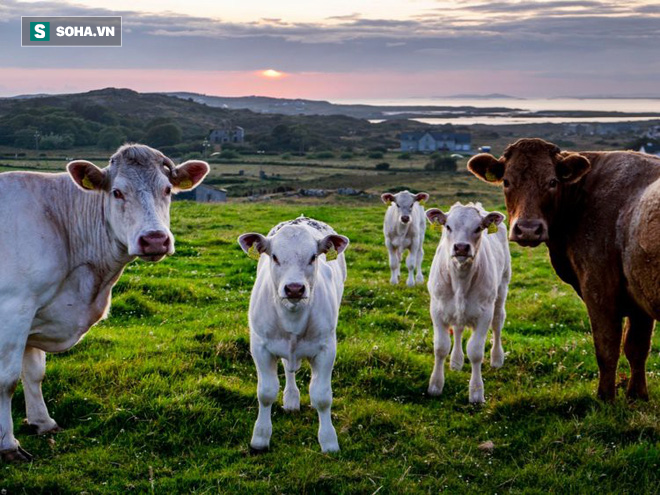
left=325, top=246, right=338, bottom=261
left=247, top=244, right=261, bottom=261
left=418, top=198, right=427, bottom=205
left=179, top=178, right=193, bottom=190
left=431, top=222, right=443, bottom=233
left=487, top=223, right=498, bottom=235
left=485, top=171, right=498, bottom=182
left=81, top=175, right=95, bottom=190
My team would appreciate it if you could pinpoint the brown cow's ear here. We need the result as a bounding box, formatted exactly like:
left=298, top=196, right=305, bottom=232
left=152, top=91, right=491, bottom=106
left=171, top=160, right=210, bottom=191
left=67, top=160, right=107, bottom=192
left=556, top=153, right=591, bottom=184
left=381, top=193, right=396, bottom=205
left=425, top=208, right=447, bottom=225
left=467, top=154, right=505, bottom=184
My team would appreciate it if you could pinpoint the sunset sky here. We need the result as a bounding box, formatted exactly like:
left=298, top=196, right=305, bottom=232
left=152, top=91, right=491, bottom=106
left=1, top=0, right=659, bottom=99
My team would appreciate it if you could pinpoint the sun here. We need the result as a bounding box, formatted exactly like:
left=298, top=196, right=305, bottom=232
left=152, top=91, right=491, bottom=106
left=260, top=69, right=285, bottom=79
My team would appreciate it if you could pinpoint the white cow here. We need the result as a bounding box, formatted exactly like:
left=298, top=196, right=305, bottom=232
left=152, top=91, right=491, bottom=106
left=0, top=144, right=209, bottom=462
left=425, top=202, right=511, bottom=403
left=238, top=217, right=349, bottom=453
left=381, top=190, right=429, bottom=286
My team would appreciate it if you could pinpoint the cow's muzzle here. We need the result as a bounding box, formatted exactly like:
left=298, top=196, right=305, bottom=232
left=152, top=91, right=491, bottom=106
left=510, top=219, right=548, bottom=247
left=137, top=230, right=172, bottom=260
left=400, top=215, right=410, bottom=224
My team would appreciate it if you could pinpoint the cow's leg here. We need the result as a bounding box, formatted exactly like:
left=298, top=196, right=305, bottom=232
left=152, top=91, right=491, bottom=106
left=585, top=301, right=622, bottom=402
left=415, top=244, right=424, bottom=284
left=22, top=346, right=60, bottom=434
left=250, top=345, right=279, bottom=451
left=490, top=286, right=508, bottom=369
left=428, top=309, right=451, bottom=396
left=0, top=305, right=34, bottom=462
left=467, top=315, right=491, bottom=403
left=405, top=242, right=419, bottom=287
left=623, top=310, right=654, bottom=400
left=386, top=241, right=400, bottom=285
left=450, top=326, right=465, bottom=371
left=309, top=347, right=339, bottom=453
left=281, top=358, right=300, bottom=412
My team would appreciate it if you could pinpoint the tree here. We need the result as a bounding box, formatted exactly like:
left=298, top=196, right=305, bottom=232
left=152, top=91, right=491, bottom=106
left=97, top=127, right=127, bottom=150
left=425, top=154, right=458, bottom=172
left=145, top=123, right=182, bottom=148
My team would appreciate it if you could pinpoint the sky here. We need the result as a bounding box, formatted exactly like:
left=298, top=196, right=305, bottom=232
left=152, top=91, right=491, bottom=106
left=1, top=0, right=659, bottom=99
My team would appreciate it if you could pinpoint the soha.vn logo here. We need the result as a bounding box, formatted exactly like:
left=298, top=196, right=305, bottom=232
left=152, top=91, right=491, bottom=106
left=29, top=22, right=50, bottom=41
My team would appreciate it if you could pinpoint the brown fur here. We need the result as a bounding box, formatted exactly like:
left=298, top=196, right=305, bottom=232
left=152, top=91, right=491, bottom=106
left=468, top=138, right=660, bottom=401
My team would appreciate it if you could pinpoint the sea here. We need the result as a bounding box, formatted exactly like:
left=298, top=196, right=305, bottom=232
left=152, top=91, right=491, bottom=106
left=332, top=97, right=660, bottom=126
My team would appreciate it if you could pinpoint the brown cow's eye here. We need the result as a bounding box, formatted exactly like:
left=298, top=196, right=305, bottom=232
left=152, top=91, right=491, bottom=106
left=503, top=179, right=510, bottom=188
left=112, top=189, right=125, bottom=200
left=549, top=179, right=559, bottom=188
left=272, top=255, right=279, bottom=264
left=165, top=186, right=172, bottom=196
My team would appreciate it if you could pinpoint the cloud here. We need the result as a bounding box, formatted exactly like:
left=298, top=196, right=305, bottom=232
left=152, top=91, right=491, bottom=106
left=1, top=0, right=659, bottom=96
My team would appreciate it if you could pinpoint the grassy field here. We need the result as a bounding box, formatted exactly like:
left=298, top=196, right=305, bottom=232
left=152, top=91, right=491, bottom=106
left=3, top=199, right=660, bottom=493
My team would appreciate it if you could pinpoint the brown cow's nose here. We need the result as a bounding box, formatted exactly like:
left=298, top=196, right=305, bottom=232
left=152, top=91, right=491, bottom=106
left=453, top=243, right=471, bottom=257
left=284, top=283, right=305, bottom=299
left=401, top=215, right=410, bottom=224
left=138, top=231, right=170, bottom=254
left=511, top=220, right=548, bottom=245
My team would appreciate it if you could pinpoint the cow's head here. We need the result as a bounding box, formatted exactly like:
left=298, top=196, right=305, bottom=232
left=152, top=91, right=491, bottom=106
left=381, top=190, right=429, bottom=224
left=238, top=226, right=349, bottom=310
left=67, top=144, right=209, bottom=261
left=426, top=203, right=504, bottom=266
left=467, top=138, right=590, bottom=247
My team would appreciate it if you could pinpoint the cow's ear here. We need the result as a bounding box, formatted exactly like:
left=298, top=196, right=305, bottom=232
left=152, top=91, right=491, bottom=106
left=318, top=234, right=349, bottom=259
left=467, top=154, right=505, bottom=184
left=381, top=193, right=396, bottom=205
left=415, top=192, right=429, bottom=204
left=67, top=160, right=107, bottom=192
left=480, top=212, right=505, bottom=233
left=238, top=233, right=269, bottom=260
left=556, top=153, right=591, bottom=184
left=171, top=160, right=210, bottom=191
left=426, top=208, right=447, bottom=225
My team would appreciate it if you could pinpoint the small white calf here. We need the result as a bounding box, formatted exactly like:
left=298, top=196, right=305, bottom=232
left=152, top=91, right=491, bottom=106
left=381, top=190, right=429, bottom=286
left=425, top=202, right=511, bottom=403
left=238, top=217, right=349, bottom=453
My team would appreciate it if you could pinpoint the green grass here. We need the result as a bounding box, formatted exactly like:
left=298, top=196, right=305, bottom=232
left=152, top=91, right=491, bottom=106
left=4, top=201, right=660, bottom=493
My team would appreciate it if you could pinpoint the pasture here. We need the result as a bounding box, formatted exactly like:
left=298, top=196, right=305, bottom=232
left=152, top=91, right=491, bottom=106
left=3, top=200, right=660, bottom=493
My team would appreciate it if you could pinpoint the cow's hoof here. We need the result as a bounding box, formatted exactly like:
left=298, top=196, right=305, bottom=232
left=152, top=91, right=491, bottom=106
left=282, top=404, right=300, bottom=413
left=416, top=275, right=424, bottom=284
left=24, top=419, right=62, bottom=435
left=249, top=444, right=269, bottom=455
left=469, top=390, right=485, bottom=404
left=427, top=384, right=444, bottom=396
left=490, top=355, right=504, bottom=369
left=321, top=442, right=340, bottom=454
left=1, top=446, right=33, bottom=463
left=626, top=385, right=649, bottom=402
left=406, top=280, right=415, bottom=287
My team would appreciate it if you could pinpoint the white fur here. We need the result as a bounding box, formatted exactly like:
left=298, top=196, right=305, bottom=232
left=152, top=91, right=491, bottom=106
left=426, top=202, right=511, bottom=403
left=239, top=217, right=348, bottom=453
left=382, top=190, right=428, bottom=286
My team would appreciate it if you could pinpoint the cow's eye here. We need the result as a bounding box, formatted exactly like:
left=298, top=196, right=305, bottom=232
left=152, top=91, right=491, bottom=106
left=165, top=186, right=172, bottom=196
left=272, top=255, right=279, bottom=264
left=310, top=254, right=317, bottom=264
left=503, top=179, right=510, bottom=188
left=549, top=179, right=559, bottom=188
left=112, top=189, right=125, bottom=200
left=446, top=225, right=452, bottom=232
left=474, top=227, right=482, bottom=234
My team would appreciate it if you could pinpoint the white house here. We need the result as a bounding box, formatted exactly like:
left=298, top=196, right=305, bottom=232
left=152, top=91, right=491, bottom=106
left=209, top=126, right=245, bottom=144
left=399, top=131, right=471, bottom=153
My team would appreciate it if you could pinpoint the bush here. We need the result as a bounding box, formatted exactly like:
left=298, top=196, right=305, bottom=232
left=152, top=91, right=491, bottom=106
left=425, top=154, right=457, bottom=172
left=39, top=133, right=75, bottom=150
left=340, top=152, right=353, bottom=160
left=145, top=123, right=182, bottom=148
left=375, top=162, right=390, bottom=170
left=97, top=127, right=127, bottom=150
left=313, top=151, right=335, bottom=159
left=281, top=153, right=292, bottom=160
left=397, top=152, right=412, bottom=160
left=219, top=149, right=240, bottom=160
left=368, top=151, right=384, bottom=159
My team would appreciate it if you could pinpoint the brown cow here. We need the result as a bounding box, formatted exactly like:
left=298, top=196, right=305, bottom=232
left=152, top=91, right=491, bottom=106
left=467, top=138, right=660, bottom=401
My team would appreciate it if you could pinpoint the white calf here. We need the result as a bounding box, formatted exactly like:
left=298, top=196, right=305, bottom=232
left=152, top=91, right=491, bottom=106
left=425, top=202, right=511, bottom=403
left=238, top=217, right=349, bottom=453
left=381, top=190, right=429, bottom=286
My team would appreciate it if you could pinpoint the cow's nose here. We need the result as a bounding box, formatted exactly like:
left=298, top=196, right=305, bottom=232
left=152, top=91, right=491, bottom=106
left=284, top=283, right=306, bottom=299
left=453, top=243, right=471, bottom=257
left=401, top=215, right=410, bottom=224
left=511, top=219, right=548, bottom=245
left=138, top=231, right=171, bottom=254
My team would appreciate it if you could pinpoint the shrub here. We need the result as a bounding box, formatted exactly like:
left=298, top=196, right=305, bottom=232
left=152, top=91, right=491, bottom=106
left=425, top=154, right=457, bottom=172
left=375, top=162, right=390, bottom=170
left=340, top=152, right=353, bottom=160
left=368, top=151, right=384, bottom=159
left=397, top=152, right=412, bottom=160
left=313, top=151, right=335, bottom=159
left=219, top=149, right=240, bottom=160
